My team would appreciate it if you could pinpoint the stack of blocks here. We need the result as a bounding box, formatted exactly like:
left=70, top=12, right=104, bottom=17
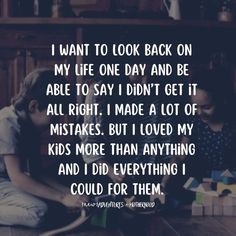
left=184, top=170, right=236, bottom=216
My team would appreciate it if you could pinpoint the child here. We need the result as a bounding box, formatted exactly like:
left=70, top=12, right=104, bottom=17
left=0, top=69, right=87, bottom=228
left=162, top=69, right=236, bottom=194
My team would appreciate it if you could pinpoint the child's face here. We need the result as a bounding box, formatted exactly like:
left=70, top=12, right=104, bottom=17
left=28, top=100, right=55, bottom=130
left=191, top=88, right=216, bottom=123
left=31, top=108, right=53, bottom=130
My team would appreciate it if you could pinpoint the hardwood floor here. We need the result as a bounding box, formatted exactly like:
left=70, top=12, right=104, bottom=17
left=0, top=226, right=123, bottom=236
left=1, top=215, right=236, bottom=236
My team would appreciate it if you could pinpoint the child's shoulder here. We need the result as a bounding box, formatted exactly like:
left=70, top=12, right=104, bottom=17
left=0, top=106, right=23, bottom=154
left=0, top=106, right=20, bottom=134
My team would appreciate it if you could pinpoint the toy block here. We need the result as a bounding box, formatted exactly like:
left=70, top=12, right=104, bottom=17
left=194, top=190, right=219, bottom=206
left=222, top=196, right=232, bottom=205
left=228, top=194, right=236, bottom=201
left=206, top=191, right=219, bottom=197
left=192, top=202, right=203, bottom=216
left=221, top=176, right=235, bottom=185
left=201, top=182, right=212, bottom=191
left=203, top=195, right=215, bottom=206
left=194, top=185, right=218, bottom=194
left=196, top=192, right=204, bottom=204
left=221, top=169, right=234, bottom=178
left=211, top=170, right=224, bottom=182
left=211, top=170, right=236, bottom=185
left=213, top=205, right=223, bottom=216
left=223, top=206, right=232, bottom=216
left=184, top=177, right=199, bottom=190
left=204, top=205, right=213, bottom=216
left=196, top=184, right=209, bottom=192
left=201, top=194, right=222, bottom=207
left=220, top=169, right=235, bottom=184
left=201, top=181, right=213, bottom=191
left=213, top=196, right=223, bottom=207
left=217, top=182, right=236, bottom=195
left=203, top=178, right=214, bottom=183
left=223, top=205, right=236, bottom=216
left=195, top=192, right=215, bottom=206
left=191, top=184, right=206, bottom=193
left=223, top=195, right=236, bottom=206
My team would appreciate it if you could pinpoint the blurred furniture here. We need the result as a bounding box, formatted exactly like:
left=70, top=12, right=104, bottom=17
left=0, top=25, right=75, bottom=108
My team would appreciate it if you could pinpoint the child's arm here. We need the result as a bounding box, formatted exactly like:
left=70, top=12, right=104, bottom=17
left=39, top=176, right=70, bottom=193
left=96, top=159, right=125, bottom=183
left=4, top=155, right=88, bottom=208
left=161, top=136, right=190, bottom=188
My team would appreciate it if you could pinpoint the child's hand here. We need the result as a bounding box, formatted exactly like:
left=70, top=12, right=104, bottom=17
left=61, top=193, right=88, bottom=209
left=107, top=165, right=125, bottom=183
left=95, top=159, right=125, bottom=183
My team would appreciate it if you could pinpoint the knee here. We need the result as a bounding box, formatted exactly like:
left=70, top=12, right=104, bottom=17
left=27, top=201, right=48, bottom=228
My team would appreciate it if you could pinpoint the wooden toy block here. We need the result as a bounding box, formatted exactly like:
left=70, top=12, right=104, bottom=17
left=223, top=196, right=232, bottom=205
left=196, top=192, right=214, bottom=206
left=213, top=196, right=223, bottom=207
left=204, top=205, right=213, bottom=216
left=203, top=178, right=214, bottom=183
left=217, top=183, right=236, bottom=195
left=195, top=192, right=223, bottom=206
left=221, top=176, right=235, bottom=185
left=223, top=195, right=236, bottom=206
left=195, top=192, right=220, bottom=206
left=228, top=194, right=236, bottom=202
left=203, top=195, right=216, bottom=206
left=195, top=184, right=205, bottom=192
left=211, top=170, right=224, bottom=182
left=212, top=170, right=236, bottom=185
left=223, top=205, right=234, bottom=216
left=201, top=182, right=212, bottom=191
left=184, top=177, right=199, bottom=190
left=192, top=202, right=203, bottom=216
left=213, top=205, right=223, bottom=216
left=221, top=169, right=234, bottom=178
left=223, top=205, right=236, bottom=216
left=221, top=170, right=236, bottom=184
left=191, top=185, right=204, bottom=193
left=192, top=184, right=216, bottom=193
left=196, top=192, right=204, bottom=204
left=206, top=191, right=219, bottom=197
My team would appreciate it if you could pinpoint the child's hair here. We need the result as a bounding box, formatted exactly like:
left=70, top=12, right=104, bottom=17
left=12, top=68, right=71, bottom=111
